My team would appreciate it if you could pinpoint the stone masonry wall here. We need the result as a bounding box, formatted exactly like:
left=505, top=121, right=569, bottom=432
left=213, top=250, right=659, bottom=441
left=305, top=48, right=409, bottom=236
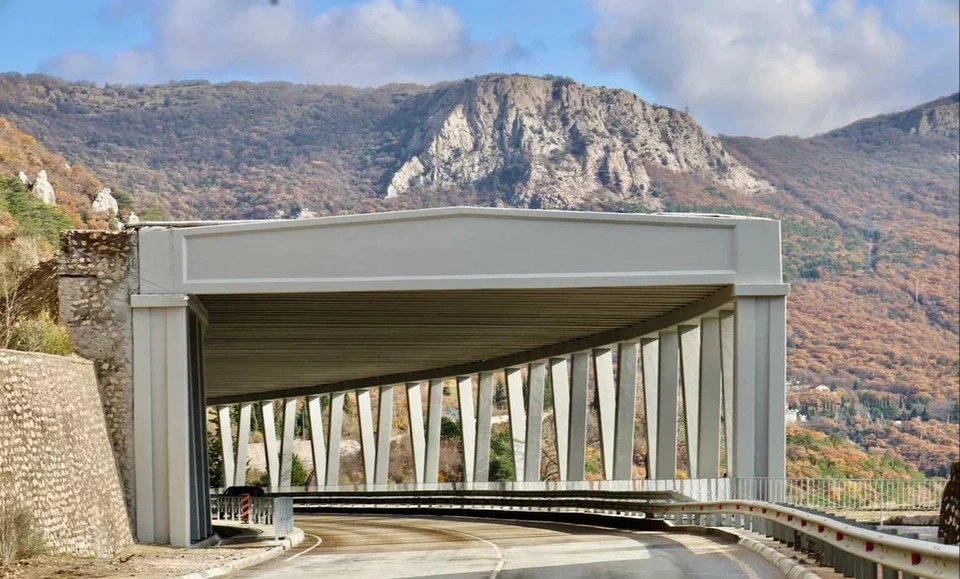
left=939, top=462, right=959, bottom=545
left=58, top=231, right=139, bottom=530
left=0, top=350, right=133, bottom=556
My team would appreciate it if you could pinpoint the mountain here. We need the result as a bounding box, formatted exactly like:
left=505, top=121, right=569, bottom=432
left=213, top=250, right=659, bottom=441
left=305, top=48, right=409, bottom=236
left=0, top=73, right=956, bottom=476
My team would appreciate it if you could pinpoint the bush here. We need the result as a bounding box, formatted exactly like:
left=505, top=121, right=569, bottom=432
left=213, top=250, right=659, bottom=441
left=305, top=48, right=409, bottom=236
left=7, top=312, right=72, bottom=355
left=0, top=503, right=45, bottom=565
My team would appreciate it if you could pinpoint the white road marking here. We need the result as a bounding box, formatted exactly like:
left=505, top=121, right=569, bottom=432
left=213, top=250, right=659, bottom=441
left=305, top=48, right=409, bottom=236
left=285, top=532, right=323, bottom=562
left=427, top=526, right=506, bottom=579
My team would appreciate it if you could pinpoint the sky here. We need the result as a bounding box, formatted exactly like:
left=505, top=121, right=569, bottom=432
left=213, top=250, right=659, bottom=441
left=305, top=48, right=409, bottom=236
left=0, top=0, right=957, bottom=137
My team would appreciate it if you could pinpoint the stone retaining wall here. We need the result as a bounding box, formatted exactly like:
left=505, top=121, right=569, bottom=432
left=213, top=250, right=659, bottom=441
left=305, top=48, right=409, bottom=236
left=939, top=462, right=959, bottom=545
left=0, top=350, right=133, bottom=556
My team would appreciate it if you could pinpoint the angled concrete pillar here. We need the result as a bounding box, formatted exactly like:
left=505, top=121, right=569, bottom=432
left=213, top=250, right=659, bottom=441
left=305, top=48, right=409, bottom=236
left=279, top=398, right=297, bottom=488
left=641, top=338, right=659, bottom=479
left=567, top=352, right=590, bottom=481
left=306, top=395, right=327, bottom=487
left=457, top=376, right=476, bottom=483
left=505, top=367, right=526, bottom=480
left=424, top=379, right=444, bottom=484
left=549, top=358, right=570, bottom=481
left=720, top=310, right=735, bottom=475
left=356, top=389, right=376, bottom=484
left=474, top=372, right=495, bottom=483
left=524, top=362, right=546, bottom=482
left=405, top=382, right=426, bottom=484
left=656, top=330, right=679, bottom=480
left=216, top=405, right=235, bottom=489
left=614, top=341, right=639, bottom=480
left=326, top=392, right=345, bottom=486
left=234, top=402, right=252, bottom=486
left=374, top=386, right=394, bottom=484
left=679, top=324, right=701, bottom=478
left=260, top=400, right=280, bottom=489
left=733, top=296, right=787, bottom=480
left=593, top=347, right=616, bottom=480
left=698, top=317, right=723, bottom=478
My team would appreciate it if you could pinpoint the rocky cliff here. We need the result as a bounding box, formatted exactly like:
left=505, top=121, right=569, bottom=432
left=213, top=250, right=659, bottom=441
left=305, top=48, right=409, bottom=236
left=386, top=75, right=769, bottom=207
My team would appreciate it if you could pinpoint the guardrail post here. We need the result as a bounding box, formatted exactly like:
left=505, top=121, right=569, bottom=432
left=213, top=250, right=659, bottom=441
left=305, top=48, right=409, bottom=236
left=881, top=565, right=898, bottom=579
left=862, top=560, right=877, bottom=579
left=834, top=548, right=846, bottom=574
left=843, top=551, right=855, bottom=578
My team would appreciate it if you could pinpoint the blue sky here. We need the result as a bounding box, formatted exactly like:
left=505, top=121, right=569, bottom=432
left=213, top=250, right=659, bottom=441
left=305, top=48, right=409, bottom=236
left=1, top=0, right=957, bottom=136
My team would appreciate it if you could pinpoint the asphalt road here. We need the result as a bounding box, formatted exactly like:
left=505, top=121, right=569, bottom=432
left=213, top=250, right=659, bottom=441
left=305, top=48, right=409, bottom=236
left=230, top=514, right=788, bottom=578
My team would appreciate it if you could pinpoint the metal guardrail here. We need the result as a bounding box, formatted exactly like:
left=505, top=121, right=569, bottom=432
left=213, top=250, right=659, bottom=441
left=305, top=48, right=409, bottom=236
left=211, top=496, right=294, bottom=540
left=290, top=492, right=959, bottom=579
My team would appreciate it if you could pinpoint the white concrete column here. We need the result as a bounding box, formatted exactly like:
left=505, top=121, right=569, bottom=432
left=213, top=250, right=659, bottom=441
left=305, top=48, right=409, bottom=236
left=678, top=324, right=701, bottom=478
left=549, top=358, right=570, bottom=481
left=640, top=338, right=659, bottom=479
left=656, top=330, right=679, bottom=480
left=614, top=341, right=639, bottom=481
left=260, top=400, right=280, bottom=489
left=593, top=347, right=616, bottom=480
left=474, top=372, right=495, bottom=483
left=356, top=389, right=376, bottom=484
left=567, top=352, right=590, bottom=481
left=523, top=362, right=546, bottom=482
left=405, top=382, right=426, bottom=484
left=279, top=398, right=297, bottom=489
left=326, top=392, right=345, bottom=486
left=306, top=395, right=327, bottom=487
left=457, top=375, right=476, bottom=483
left=505, top=367, right=526, bottom=481
left=697, top=317, right=723, bottom=478
left=374, top=386, right=394, bottom=484
left=424, top=379, right=444, bottom=484
left=234, top=402, right=252, bottom=486
left=131, top=296, right=193, bottom=546
left=720, top=310, right=735, bottom=476
left=216, top=405, right=235, bottom=489
left=733, top=296, right=787, bottom=480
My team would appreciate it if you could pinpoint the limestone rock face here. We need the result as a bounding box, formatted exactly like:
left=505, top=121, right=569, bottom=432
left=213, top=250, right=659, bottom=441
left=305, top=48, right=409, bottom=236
left=92, top=187, right=119, bottom=214
left=297, top=208, right=318, bottom=219
left=385, top=75, right=771, bottom=207
left=18, top=170, right=30, bottom=186
left=940, top=462, right=960, bottom=545
left=32, top=170, right=56, bottom=205
left=125, top=212, right=140, bottom=225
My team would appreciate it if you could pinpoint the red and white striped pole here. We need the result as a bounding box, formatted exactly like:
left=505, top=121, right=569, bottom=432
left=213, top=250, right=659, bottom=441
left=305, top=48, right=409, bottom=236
left=240, top=494, right=251, bottom=524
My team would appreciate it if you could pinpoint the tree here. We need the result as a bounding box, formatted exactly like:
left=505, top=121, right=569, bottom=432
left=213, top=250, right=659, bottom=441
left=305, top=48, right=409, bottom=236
left=0, top=236, right=47, bottom=349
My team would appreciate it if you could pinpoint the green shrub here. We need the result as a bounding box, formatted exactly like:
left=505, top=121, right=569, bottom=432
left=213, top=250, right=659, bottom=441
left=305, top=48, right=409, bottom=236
left=7, top=312, right=72, bottom=355
left=0, top=503, right=45, bottom=565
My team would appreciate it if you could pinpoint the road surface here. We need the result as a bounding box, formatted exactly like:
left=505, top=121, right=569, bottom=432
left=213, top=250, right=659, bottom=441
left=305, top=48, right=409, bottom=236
left=231, top=514, right=788, bottom=578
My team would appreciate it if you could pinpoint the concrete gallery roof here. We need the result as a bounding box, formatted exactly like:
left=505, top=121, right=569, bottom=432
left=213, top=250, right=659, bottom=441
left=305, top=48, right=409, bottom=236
left=134, top=207, right=787, bottom=403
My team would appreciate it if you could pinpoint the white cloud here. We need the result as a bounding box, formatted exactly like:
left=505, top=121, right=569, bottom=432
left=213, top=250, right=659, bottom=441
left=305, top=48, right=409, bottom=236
left=42, top=0, right=486, bottom=86
left=588, top=0, right=960, bottom=136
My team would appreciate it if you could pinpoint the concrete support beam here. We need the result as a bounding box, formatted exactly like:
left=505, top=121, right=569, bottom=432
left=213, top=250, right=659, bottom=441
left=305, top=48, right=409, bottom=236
left=474, top=372, right=495, bottom=483
left=549, top=358, right=570, bottom=481
left=326, top=392, right=345, bottom=486
left=641, top=338, right=659, bottom=479
left=260, top=400, right=280, bottom=489
left=424, top=379, right=444, bottom=484
left=733, top=296, right=787, bottom=480
left=567, top=352, right=589, bottom=481
left=234, top=402, right=252, bottom=486
left=405, top=382, right=426, bottom=484
left=523, top=362, right=546, bottom=482
left=698, top=317, right=723, bottom=478
left=720, top=311, right=734, bottom=475
left=279, top=398, right=297, bottom=488
left=656, top=330, right=679, bottom=480
left=132, top=300, right=194, bottom=546
left=593, top=347, right=616, bottom=480
left=505, top=367, right=526, bottom=481
left=374, top=386, right=394, bottom=485
left=678, top=325, right=701, bottom=478
left=356, top=389, right=375, bottom=484
left=216, top=405, right=235, bottom=489
left=457, top=376, right=476, bottom=483
left=306, top=395, right=326, bottom=487
left=614, top=341, right=639, bottom=480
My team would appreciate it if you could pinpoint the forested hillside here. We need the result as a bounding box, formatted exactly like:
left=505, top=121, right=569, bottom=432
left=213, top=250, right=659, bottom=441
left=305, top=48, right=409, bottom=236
left=0, top=73, right=956, bottom=477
